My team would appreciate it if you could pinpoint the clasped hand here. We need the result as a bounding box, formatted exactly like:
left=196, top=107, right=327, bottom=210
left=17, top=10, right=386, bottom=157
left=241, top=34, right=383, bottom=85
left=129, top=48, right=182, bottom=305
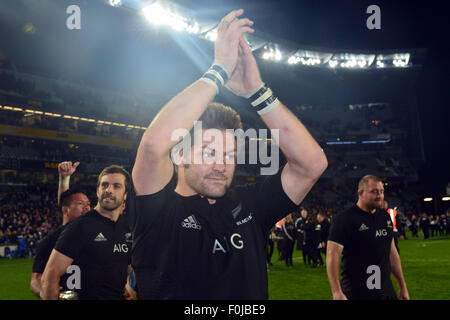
left=214, top=9, right=264, bottom=97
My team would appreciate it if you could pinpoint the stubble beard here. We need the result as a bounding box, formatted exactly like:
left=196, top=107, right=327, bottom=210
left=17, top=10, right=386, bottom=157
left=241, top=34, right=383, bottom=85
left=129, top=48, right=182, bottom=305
left=100, top=195, right=122, bottom=211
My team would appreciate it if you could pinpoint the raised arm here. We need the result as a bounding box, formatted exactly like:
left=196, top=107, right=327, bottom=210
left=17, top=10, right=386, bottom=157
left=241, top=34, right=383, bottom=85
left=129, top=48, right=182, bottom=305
left=132, top=9, right=254, bottom=196
left=227, top=37, right=328, bottom=205
left=57, top=161, right=79, bottom=205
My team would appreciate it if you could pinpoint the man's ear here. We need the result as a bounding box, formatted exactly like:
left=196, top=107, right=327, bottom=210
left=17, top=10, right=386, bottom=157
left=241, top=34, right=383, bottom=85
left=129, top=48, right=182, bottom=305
left=61, top=205, right=69, bottom=217
left=171, top=144, right=185, bottom=168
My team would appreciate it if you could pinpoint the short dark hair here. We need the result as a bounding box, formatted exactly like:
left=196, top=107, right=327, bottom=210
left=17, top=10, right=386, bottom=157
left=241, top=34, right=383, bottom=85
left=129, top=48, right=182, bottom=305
left=358, top=175, right=382, bottom=192
left=172, top=103, right=243, bottom=168
left=59, top=187, right=87, bottom=212
left=196, top=102, right=243, bottom=131
left=185, top=102, right=243, bottom=146
left=97, top=165, right=131, bottom=193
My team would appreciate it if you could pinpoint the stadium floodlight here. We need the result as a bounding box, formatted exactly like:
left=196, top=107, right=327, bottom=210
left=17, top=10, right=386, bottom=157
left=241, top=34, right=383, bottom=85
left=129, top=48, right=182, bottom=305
left=142, top=2, right=200, bottom=34
left=287, top=50, right=332, bottom=67
left=329, top=59, right=338, bottom=68
left=288, top=56, right=300, bottom=64
left=376, top=53, right=410, bottom=68
left=393, top=59, right=407, bottom=67
left=442, top=197, right=450, bottom=201
left=109, top=0, right=121, bottom=7
left=331, top=53, right=376, bottom=69
left=423, top=197, right=433, bottom=202
left=204, top=28, right=218, bottom=42
left=261, top=43, right=283, bottom=62
left=376, top=60, right=385, bottom=68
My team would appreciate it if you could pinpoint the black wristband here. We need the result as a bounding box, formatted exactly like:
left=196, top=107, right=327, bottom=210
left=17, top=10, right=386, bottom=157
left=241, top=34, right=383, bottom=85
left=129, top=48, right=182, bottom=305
left=210, top=64, right=229, bottom=84
left=248, top=85, right=269, bottom=102
left=202, top=72, right=222, bottom=92
left=254, top=94, right=278, bottom=112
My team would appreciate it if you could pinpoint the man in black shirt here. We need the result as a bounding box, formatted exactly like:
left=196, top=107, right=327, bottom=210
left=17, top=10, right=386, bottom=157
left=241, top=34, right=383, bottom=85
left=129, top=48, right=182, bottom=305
left=419, top=213, right=430, bottom=239
left=130, top=9, right=328, bottom=299
left=281, top=213, right=297, bottom=267
left=295, top=209, right=309, bottom=264
left=317, top=211, right=329, bottom=258
left=41, top=165, right=132, bottom=300
left=30, top=161, right=90, bottom=299
left=326, top=175, right=409, bottom=300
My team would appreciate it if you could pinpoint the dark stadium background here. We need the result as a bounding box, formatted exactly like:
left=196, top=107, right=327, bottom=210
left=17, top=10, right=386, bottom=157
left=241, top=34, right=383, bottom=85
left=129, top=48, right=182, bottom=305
left=0, top=2, right=448, bottom=223
left=0, top=0, right=449, bottom=303
left=1, top=0, right=447, bottom=183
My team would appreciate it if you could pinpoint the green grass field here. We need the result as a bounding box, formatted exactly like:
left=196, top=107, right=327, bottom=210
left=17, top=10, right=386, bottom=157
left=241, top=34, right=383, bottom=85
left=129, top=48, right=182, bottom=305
left=1, top=233, right=449, bottom=300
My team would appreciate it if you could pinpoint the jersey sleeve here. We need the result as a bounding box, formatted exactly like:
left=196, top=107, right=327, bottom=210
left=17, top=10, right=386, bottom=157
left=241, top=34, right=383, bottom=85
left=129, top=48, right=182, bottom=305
left=127, top=172, right=177, bottom=235
left=32, top=234, right=55, bottom=273
left=328, top=212, right=352, bottom=248
left=54, top=220, right=85, bottom=260
left=247, top=165, right=298, bottom=231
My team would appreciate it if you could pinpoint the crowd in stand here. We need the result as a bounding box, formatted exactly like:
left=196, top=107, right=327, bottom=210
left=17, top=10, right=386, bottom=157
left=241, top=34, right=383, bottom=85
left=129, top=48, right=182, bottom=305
left=0, top=184, right=61, bottom=258
left=0, top=172, right=448, bottom=260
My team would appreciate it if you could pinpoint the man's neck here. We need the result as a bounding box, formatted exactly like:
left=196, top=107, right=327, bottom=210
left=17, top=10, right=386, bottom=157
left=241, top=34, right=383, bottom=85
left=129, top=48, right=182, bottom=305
left=94, top=204, right=121, bottom=222
left=356, top=200, right=376, bottom=214
left=174, top=184, right=216, bottom=204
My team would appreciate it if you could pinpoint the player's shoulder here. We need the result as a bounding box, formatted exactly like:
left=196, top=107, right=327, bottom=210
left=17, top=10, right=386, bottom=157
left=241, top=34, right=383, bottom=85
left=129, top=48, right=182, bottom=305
left=64, top=210, right=96, bottom=229
left=330, top=206, right=360, bottom=224
left=36, top=225, right=63, bottom=248
left=337, top=206, right=358, bottom=217
left=378, top=209, right=391, bottom=217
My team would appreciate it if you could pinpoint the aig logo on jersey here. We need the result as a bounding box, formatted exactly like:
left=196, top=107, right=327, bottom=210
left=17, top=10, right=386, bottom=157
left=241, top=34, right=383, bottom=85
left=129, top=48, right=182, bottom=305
left=375, top=229, right=388, bottom=237
left=213, top=233, right=244, bottom=254
left=113, top=243, right=128, bottom=253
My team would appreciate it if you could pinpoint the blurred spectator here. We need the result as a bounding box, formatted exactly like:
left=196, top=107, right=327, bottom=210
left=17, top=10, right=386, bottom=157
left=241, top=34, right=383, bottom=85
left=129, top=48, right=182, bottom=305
left=280, top=214, right=296, bottom=268
left=429, top=215, right=438, bottom=237
left=409, top=215, right=419, bottom=237
left=419, top=213, right=430, bottom=239
left=0, top=184, right=61, bottom=253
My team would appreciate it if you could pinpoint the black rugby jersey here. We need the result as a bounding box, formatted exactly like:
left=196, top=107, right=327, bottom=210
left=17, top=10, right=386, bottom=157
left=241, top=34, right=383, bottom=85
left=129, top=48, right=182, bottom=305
left=128, top=167, right=297, bottom=299
left=54, top=210, right=132, bottom=300
left=33, top=225, right=71, bottom=291
left=33, top=225, right=65, bottom=274
left=328, top=205, right=397, bottom=300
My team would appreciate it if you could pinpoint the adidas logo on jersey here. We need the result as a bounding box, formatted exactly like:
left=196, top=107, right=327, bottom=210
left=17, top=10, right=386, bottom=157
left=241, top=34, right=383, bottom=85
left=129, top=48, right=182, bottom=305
left=94, top=232, right=108, bottom=242
left=181, top=215, right=202, bottom=230
left=359, top=224, right=369, bottom=231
